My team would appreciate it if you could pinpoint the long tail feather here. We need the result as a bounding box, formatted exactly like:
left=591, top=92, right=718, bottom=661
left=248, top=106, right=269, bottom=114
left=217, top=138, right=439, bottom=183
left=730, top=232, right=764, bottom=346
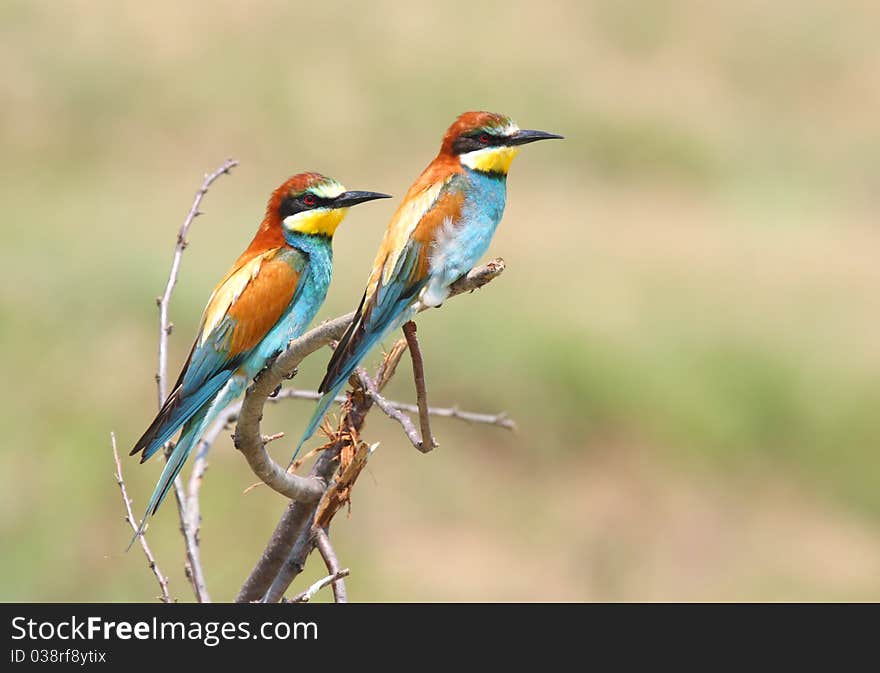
left=127, top=377, right=243, bottom=551
left=127, top=426, right=199, bottom=550
left=294, top=255, right=424, bottom=462
left=289, top=381, right=345, bottom=465
left=292, top=325, right=395, bottom=460
left=131, top=370, right=233, bottom=463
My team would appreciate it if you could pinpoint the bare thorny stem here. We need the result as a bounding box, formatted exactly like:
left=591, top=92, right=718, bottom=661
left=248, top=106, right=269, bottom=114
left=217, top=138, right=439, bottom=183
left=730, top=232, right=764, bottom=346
left=111, top=432, right=172, bottom=603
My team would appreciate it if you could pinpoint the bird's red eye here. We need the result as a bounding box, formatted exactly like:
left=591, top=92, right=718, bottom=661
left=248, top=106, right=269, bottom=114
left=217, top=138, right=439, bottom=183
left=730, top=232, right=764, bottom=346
left=479, top=133, right=490, bottom=145
left=303, top=194, right=316, bottom=206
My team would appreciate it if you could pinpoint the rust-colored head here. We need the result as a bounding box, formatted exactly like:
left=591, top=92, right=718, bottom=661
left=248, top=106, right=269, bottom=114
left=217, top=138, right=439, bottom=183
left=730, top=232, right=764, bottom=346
left=264, top=172, right=342, bottom=219
left=257, top=172, right=390, bottom=241
left=439, top=112, right=519, bottom=156
left=437, top=111, right=563, bottom=175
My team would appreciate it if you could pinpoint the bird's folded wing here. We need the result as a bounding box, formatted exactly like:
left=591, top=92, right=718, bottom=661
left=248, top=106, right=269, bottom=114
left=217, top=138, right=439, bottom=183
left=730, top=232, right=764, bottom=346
left=320, top=176, right=465, bottom=393
left=182, top=247, right=304, bottom=393
left=132, top=247, right=304, bottom=459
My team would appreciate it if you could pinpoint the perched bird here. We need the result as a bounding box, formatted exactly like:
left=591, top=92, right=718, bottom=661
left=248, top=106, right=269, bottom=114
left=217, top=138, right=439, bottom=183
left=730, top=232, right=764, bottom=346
left=294, top=111, right=562, bottom=455
left=130, top=173, right=390, bottom=538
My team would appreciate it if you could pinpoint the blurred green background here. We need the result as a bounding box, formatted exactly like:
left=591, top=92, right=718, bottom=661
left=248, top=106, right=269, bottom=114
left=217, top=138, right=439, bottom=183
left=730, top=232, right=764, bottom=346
left=2, top=0, right=880, bottom=601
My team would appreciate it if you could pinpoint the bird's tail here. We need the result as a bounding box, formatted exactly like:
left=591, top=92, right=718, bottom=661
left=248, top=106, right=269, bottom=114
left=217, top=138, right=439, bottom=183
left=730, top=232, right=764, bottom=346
left=127, top=378, right=242, bottom=550
left=127, top=421, right=200, bottom=550
left=292, top=276, right=421, bottom=463
left=289, top=381, right=345, bottom=465
left=130, top=370, right=232, bottom=463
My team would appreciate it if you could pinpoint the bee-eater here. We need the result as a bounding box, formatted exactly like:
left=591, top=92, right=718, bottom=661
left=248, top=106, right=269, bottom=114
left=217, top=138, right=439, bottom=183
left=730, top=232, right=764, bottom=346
left=294, top=111, right=562, bottom=456
left=130, top=172, right=390, bottom=537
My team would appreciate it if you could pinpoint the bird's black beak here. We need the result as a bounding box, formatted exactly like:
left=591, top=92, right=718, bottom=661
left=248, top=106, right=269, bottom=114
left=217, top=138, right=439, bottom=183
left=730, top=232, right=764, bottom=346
left=333, top=190, right=393, bottom=208
left=508, top=129, right=565, bottom=146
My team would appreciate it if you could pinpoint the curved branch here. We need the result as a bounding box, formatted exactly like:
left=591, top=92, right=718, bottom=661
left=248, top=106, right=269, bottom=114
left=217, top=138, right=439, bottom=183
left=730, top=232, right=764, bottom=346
left=232, top=313, right=354, bottom=503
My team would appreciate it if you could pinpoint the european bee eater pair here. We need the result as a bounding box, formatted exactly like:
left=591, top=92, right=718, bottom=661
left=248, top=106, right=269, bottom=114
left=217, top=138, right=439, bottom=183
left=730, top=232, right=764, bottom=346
left=131, top=111, right=562, bottom=535
left=129, top=175, right=390, bottom=536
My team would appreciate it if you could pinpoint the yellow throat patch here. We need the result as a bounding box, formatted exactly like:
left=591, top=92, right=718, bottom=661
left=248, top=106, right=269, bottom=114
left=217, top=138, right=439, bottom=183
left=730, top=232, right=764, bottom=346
left=460, top=146, right=520, bottom=174
left=283, top=207, right=348, bottom=237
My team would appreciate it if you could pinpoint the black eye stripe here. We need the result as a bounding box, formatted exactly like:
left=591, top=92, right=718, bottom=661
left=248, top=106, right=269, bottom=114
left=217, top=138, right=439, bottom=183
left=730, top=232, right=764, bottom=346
left=279, top=193, right=332, bottom=219
left=452, top=131, right=504, bottom=155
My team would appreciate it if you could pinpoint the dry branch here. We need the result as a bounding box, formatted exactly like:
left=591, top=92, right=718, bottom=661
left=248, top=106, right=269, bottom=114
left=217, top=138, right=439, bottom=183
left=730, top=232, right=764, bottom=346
left=286, top=569, right=350, bottom=603
left=357, top=368, right=423, bottom=450
left=232, top=313, right=355, bottom=504
left=269, top=387, right=516, bottom=430
left=402, top=321, right=437, bottom=452
left=111, top=432, right=172, bottom=603
left=314, top=528, right=347, bottom=603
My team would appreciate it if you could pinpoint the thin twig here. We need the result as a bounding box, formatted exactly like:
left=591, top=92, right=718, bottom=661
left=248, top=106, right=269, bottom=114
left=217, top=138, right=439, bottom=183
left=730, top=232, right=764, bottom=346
left=154, top=158, right=237, bottom=603
left=357, top=368, right=423, bottom=450
left=111, top=432, right=172, bottom=604
left=402, top=320, right=436, bottom=452
left=286, top=570, right=350, bottom=603
left=268, top=388, right=516, bottom=430
left=156, top=157, right=239, bottom=406
left=315, top=528, right=347, bottom=603
left=185, top=406, right=236, bottom=564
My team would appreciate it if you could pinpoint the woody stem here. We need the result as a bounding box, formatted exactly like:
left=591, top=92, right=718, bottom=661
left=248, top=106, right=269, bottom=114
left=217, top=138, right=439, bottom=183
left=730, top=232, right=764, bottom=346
left=403, top=321, right=437, bottom=452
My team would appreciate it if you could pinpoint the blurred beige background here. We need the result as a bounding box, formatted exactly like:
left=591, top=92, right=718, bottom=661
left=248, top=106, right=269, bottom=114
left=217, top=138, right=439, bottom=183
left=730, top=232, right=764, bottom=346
left=2, top=0, right=880, bottom=601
